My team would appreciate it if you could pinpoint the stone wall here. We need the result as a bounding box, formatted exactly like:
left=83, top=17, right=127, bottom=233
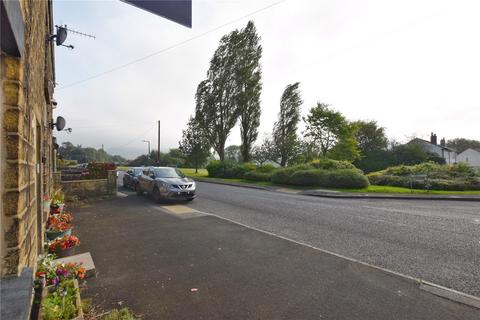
left=1, top=0, right=55, bottom=277
left=61, top=170, right=118, bottom=202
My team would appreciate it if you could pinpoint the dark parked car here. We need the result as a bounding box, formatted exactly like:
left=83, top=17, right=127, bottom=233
left=122, top=167, right=145, bottom=190
left=137, top=167, right=196, bottom=202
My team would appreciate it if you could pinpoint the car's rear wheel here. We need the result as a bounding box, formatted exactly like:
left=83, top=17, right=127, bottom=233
left=152, top=187, right=161, bottom=203
left=136, top=185, right=143, bottom=196
left=186, top=198, right=194, bottom=202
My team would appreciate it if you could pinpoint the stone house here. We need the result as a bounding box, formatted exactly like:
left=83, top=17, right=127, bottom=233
left=408, top=133, right=457, bottom=164
left=458, top=148, right=480, bottom=169
left=1, top=0, right=55, bottom=281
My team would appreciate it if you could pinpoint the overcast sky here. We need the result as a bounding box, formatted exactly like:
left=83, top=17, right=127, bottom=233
left=53, top=0, right=480, bottom=159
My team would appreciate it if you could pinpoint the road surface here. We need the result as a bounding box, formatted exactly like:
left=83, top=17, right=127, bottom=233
left=184, top=181, right=480, bottom=297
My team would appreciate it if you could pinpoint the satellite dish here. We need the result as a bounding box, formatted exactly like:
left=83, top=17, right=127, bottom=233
left=56, top=26, right=68, bottom=46
left=54, top=116, right=66, bottom=131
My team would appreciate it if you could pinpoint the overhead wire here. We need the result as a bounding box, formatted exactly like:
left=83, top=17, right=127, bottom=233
left=57, top=0, right=287, bottom=90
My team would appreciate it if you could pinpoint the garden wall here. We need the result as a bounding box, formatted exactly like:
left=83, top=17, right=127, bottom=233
left=60, top=170, right=117, bottom=202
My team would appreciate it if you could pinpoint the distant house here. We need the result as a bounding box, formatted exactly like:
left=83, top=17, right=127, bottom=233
left=458, top=148, right=480, bottom=168
left=408, top=133, right=457, bottom=164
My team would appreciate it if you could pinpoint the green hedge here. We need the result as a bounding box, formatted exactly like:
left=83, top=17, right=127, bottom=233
left=277, top=168, right=369, bottom=189
left=368, top=162, right=480, bottom=190
left=310, top=158, right=356, bottom=170
left=207, top=158, right=370, bottom=189
left=206, top=160, right=256, bottom=178
left=244, top=171, right=273, bottom=182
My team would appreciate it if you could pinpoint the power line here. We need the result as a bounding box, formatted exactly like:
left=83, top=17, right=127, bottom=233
left=106, top=123, right=156, bottom=151
left=57, top=0, right=287, bottom=90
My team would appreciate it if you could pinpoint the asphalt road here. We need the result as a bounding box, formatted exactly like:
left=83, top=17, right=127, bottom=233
left=183, top=181, right=480, bottom=297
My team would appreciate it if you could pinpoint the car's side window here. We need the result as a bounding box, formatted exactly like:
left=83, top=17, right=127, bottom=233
left=127, top=170, right=133, bottom=175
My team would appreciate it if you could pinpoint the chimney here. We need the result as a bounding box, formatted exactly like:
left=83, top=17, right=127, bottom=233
left=440, top=138, right=446, bottom=147
left=430, top=133, right=437, bottom=145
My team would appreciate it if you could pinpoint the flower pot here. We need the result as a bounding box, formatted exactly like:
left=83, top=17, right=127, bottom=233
left=50, top=203, right=65, bottom=214
left=39, top=279, right=84, bottom=320
left=54, top=246, right=77, bottom=258
left=45, top=228, right=72, bottom=241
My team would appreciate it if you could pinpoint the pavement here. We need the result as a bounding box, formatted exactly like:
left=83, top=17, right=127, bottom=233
left=189, top=182, right=480, bottom=298
left=73, top=186, right=479, bottom=319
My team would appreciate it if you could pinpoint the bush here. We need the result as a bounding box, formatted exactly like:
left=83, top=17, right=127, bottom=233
left=244, top=171, right=273, bottom=182
left=368, top=162, right=480, bottom=190
left=256, top=164, right=276, bottom=173
left=287, top=169, right=369, bottom=189
left=327, top=169, right=370, bottom=188
left=272, top=165, right=369, bottom=189
left=206, top=160, right=255, bottom=179
left=289, top=170, right=329, bottom=186
left=310, top=158, right=356, bottom=170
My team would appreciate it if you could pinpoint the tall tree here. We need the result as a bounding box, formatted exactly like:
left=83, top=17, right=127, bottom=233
left=351, top=120, right=389, bottom=172
left=303, top=102, right=358, bottom=160
left=447, top=138, right=480, bottom=153
left=179, top=117, right=211, bottom=173
left=195, top=30, right=242, bottom=161
left=273, top=82, right=303, bottom=166
left=236, top=21, right=262, bottom=162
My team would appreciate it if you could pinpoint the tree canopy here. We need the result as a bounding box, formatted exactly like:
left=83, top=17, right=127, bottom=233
left=447, top=138, right=480, bottom=153
left=236, top=21, right=262, bottom=162
left=58, top=142, right=127, bottom=164
left=179, top=117, right=211, bottom=173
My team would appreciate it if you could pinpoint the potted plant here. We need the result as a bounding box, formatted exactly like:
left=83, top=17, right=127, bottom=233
left=46, top=219, right=72, bottom=240
left=46, top=213, right=74, bottom=240
left=35, top=254, right=86, bottom=286
left=48, top=235, right=80, bottom=258
left=40, top=279, right=83, bottom=320
left=50, top=191, right=65, bottom=213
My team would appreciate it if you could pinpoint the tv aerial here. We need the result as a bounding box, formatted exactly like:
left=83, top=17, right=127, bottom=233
left=48, top=25, right=95, bottom=50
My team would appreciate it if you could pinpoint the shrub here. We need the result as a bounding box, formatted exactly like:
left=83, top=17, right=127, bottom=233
left=368, top=162, right=480, bottom=190
left=310, top=158, right=356, bottom=170
left=289, top=170, right=329, bottom=186
left=244, top=171, right=273, bottom=182
left=272, top=166, right=369, bottom=189
left=326, top=169, right=370, bottom=188
left=206, top=160, right=252, bottom=178
left=256, top=164, right=276, bottom=173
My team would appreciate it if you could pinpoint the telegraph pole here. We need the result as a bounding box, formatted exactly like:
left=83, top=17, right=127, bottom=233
left=157, top=120, right=161, bottom=165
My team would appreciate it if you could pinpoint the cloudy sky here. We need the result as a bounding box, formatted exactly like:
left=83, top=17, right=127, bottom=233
left=53, top=0, right=480, bottom=159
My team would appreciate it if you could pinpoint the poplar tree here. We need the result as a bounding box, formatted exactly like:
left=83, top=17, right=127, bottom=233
left=195, top=30, right=241, bottom=161
left=272, top=83, right=303, bottom=166
left=236, top=21, right=262, bottom=162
